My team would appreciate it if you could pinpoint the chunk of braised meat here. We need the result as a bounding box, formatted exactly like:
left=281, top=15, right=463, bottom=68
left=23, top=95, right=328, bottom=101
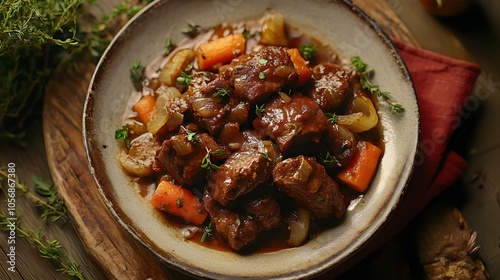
left=207, top=131, right=281, bottom=206
left=242, top=190, right=281, bottom=230
left=272, top=156, right=345, bottom=219
left=321, top=123, right=358, bottom=168
left=219, top=46, right=298, bottom=103
left=309, top=63, right=350, bottom=111
left=253, top=95, right=328, bottom=155
left=154, top=125, right=228, bottom=185
left=203, top=190, right=260, bottom=251
left=186, top=75, right=249, bottom=135
left=218, top=122, right=246, bottom=152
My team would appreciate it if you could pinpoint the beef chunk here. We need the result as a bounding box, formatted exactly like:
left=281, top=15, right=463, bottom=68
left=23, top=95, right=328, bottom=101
left=272, top=156, right=345, bottom=219
left=253, top=95, right=328, bottom=155
left=220, top=46, right=298, bottom=103
left=203, top=190, right=260, bottom=251
left=207, top=131, right=280, bottom=206
left=186, top=75, right=249, bottom=135
left=154, top=126, right=227, bottom=185
left=242, top=191, right=281, bottom=230
left=309, top=63, right=350, bottom=111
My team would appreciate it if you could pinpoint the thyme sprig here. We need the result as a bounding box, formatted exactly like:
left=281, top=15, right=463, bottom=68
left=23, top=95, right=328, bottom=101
left=0, top=169, right=67, bottom=222
left=0, top=211, right=85, bottom=279
left=351, top=56, right=404, bottom=113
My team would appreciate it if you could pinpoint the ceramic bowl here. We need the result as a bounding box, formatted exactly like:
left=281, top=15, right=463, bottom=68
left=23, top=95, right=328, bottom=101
left=83, top=0, right=419, bottom=278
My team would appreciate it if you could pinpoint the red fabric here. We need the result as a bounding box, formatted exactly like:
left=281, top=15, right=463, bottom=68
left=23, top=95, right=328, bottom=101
left=319, top=40, right=481, bottom=279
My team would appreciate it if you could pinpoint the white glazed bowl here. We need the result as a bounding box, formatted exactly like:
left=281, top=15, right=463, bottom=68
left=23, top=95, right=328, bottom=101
left=83, top=0, right=419, bottom=279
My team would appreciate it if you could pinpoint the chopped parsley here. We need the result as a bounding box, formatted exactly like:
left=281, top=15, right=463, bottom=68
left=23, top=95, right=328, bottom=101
left=177, top=71, right=193, bottom=86
left=325, top=113, right=338, bottom=124
left=255, top=104, right=266, bottom=116
left=214, top=88, right=230, bottom=103
left=258, top=72, right=266, bottom=80
left=181, top=126, right=200, bottom=143
left=163, top=37, right=174, bottom=56
left=201, top=150, right=220, bottom=172
left=321, top=151, right=340, bottom=166
left=299, top=44, right=318, bottom=60
left=201, top=222, right=213, bottom=242
left=115, top=126, right=130, bottom=148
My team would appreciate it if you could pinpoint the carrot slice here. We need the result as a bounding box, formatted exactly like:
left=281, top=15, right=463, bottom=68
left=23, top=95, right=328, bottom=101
left=338, top=141, right=382, bottom=193
left=197, top=33, right=246, bottom=71
left=286, top=48, right=312, bottom=86
left=151, top=180, right=208, bottom=226
left=132, top=95, right=156, bottom=125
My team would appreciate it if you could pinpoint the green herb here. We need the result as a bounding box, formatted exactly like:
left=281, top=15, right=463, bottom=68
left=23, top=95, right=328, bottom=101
left=175, top=197, right=183, bottom=208
left=211, top=149, right=227, bottom=157
left=0, top=170, right=67, bottom=222
left=200, top=222, right=213, bottom=242
left=177, top=71, right=193, bottom=86
left=321, top=151, right=340, bottom=166
left=130, top=60, right=145, bottom=91
left=351, top=56, right=404, bottom=113
left=258, top=72, right=266, bottom=80
left=255, top=104, right=266, bottom=116
left=181, top=126, right=200, bottom=143
left=214, top=88, right=230, bottom=103
left=0, top=211, right=85, bottom=279
left=115, top=126, right=130, bottom=148
left=182, top=22, right=200, bottom=38
left=163, top=37, right=174, bottom=56
left=201, top=150, right=219, bottom=172
left=258, top=58, right=268, bottom=65
left=325, top=113, right=338, bottom=124
left=299, top=44, right=318, bottom=60
left=260, top=152, right=271, bottom=161
left=32, top=176, right=67, bottom=222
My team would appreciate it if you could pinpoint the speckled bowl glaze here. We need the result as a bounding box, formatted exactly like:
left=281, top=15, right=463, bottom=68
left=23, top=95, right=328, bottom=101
left=83, top=0, right=420, bottom=278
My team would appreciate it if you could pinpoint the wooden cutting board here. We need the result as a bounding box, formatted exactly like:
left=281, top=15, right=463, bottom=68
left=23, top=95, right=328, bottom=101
left=42, top=1, right=418, bottom=279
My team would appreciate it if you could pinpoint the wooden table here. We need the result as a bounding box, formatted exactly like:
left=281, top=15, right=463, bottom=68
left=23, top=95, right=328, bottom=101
left=1, top=0, right=493, bottom=279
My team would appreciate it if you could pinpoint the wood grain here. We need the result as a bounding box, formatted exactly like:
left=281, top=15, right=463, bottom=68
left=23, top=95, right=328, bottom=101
left=42, top=1, right=417, bottom=279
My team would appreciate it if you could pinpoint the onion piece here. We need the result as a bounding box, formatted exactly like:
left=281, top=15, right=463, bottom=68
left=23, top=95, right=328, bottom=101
left=288, top=207, right=311, bottom=247
left=260, top=12, right=288, bottom=47
left=336, top=95, right=378, bottom=133
left=158, top=49, right=196, bottom=86
left=147, top=86, right=184, bottom=134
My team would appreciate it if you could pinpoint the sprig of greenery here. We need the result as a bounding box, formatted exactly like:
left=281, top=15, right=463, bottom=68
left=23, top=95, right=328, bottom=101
left=201, top=149, right=220, bottom=172
left=200, top=222, right=212, bottom=242
left=214, top=88, right=230, bottom=103
left=130, top=60, right=145, bottom=91
left=0, top=211, right=85, bottom=279
left=115, top=126, right=131, bottom=148
left=325, top=113, right=338, bottom=124
left=177, top=71, right=193, bottom=86
left=181, top=126, right=200, bottom=143
left=0, top=169, right=67, bottom=222
left=351, top=56, right=404, bottom=113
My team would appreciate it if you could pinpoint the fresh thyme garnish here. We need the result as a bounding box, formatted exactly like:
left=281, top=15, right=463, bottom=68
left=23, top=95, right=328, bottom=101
left=258, top=72, right=266, bottom=80
left=0, top=211, right=85, bottom=279
left=214, top=88, right=230, bottom=103
left=325, top=113, right=338, bottom=124
left=258, top=58, right=268, bottom=65
left=115, top=126, right=130, bottom=148
left=299, top=44, right=318, bottom=60
left=182, top=22, right=201, bottom=38
left=321, top=151, right=341, bottom=166
left=351, top=56, right=404, bottom=113
left=211, top=149, right=228, bottom=157
left=177, top=71, right=193, bottom=86
left=201, top=222, right=213, bottom=242
left=181, top=126, right=200, bottom=143
left=163, top=37, right=174, bottom=56
left=255, top=104, right=266, bottom=116
left=260, top=152, right=271, bottom=161
left=201, top=150, right=220, bottom=172
left=130, top=60, right=145, bottom=91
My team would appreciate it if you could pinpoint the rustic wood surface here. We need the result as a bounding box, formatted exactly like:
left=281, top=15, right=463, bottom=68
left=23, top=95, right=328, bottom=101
left=0, top=0, right=479, bottom=279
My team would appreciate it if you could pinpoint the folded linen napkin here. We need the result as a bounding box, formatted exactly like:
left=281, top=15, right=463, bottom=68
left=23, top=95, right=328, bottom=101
left=320, top=39, right=482, bottom=279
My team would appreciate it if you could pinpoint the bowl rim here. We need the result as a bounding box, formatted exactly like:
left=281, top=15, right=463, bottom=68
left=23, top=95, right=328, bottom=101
left=83, top=0, right=420, bottom=279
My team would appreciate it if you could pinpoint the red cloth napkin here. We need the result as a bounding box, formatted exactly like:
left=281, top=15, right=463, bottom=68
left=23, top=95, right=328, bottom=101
left=320, top=40, right=482, bottom=279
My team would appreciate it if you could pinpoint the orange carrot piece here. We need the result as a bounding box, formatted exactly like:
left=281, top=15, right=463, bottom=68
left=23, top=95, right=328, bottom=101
left=197, top=33, right=246, bottom=71
left=287, top=48, right=312, bottom=86
left=338, top=141, right=382, bottom=193
left=151, top=180, right=208, bottom=226
left=132, top=95, right=156, bottom=125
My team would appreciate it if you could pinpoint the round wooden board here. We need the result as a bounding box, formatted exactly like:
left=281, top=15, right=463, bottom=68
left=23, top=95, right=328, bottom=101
left=42, top=1, right=418, bottom=279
